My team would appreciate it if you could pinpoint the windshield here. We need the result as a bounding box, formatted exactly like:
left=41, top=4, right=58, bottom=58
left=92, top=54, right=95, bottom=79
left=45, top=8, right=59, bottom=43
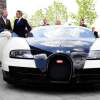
left=31, top=26, right=95, bottom=40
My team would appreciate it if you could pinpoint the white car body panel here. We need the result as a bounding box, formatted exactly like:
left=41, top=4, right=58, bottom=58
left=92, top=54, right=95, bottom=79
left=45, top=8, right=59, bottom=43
left=2, top=59, right=36, bottom=71
left=84, top=38, right=100, bottom=69
left=84, top=60, right=100, bottom=69
left=0, top=37, right=8, bottom=61
left=0, top=31, right=11, bottom=61
left=1, top=37, right=36, bottom=71
left=90, top=38, right=100, bottom=50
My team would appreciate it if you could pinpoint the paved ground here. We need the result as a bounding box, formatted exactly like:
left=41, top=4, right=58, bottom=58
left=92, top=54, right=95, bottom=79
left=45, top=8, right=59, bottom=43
left=1, top=68, right=100, bottom=100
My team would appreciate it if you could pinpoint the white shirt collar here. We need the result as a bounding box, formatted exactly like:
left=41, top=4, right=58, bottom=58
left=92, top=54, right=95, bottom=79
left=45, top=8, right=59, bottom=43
left=2, top=16, right=7, bottom=24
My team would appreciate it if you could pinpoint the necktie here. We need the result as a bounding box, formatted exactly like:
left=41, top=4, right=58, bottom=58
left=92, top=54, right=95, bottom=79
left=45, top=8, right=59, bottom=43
left=17, top=19, right=20, bottom=23
left=4, top=18, right=7, bottom=24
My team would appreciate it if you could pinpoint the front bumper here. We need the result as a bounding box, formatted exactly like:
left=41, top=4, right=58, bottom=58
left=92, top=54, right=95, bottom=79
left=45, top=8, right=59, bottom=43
left=2, top=66, right=48, bottom=84
left=3, top=66, right=100, bottom=85
left=3, top=66, right=74, bottom=84
left=2, top=54, right=100, bottom=84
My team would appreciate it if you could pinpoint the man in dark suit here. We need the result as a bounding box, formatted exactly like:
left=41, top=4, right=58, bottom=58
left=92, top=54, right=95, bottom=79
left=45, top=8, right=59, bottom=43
left=0, top=8, right=12, bottom=32
left=13, top=10, right=32, bottom=37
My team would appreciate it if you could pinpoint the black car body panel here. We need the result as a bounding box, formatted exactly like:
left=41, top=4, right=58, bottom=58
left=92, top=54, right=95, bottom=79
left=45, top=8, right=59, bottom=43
left=27, top=39, right=94, bottom=71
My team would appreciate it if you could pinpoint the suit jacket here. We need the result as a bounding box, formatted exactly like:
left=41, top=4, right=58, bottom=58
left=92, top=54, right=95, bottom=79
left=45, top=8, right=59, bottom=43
left=13, top=18, right=32, bottom=37
left=0, top=16, right=12, bottom=32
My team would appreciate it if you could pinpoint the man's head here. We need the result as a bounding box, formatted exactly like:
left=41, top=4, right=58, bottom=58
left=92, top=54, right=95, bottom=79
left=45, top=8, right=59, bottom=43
left=16, top=10, right=23, bottom=18
left=80, top=18, right=85, bottom=26
left=55, top=20, right=61, bottom=25
left=43, top=18, right=49, bottom=25
left=2, top=8, right=8, bottom=18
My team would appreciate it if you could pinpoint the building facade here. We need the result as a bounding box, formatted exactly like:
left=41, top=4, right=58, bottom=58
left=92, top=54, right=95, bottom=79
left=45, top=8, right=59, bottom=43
left=0, top=0, right=6, bottom=15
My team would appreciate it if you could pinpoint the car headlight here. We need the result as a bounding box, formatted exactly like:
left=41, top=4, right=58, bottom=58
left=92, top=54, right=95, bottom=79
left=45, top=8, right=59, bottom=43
left=88, top=50, right=100, bottom=59
left=10, top=50, right=47, bottom=59
left=10, top=50, right=34, bottom=59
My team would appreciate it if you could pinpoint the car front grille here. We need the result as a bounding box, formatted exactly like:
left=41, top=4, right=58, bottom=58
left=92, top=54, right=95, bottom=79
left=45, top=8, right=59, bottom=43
left=9, top=66, right=42, bottom=75
left=47, top=53, right=73, bottom=81
left=9, top=66, right=46, bottom=81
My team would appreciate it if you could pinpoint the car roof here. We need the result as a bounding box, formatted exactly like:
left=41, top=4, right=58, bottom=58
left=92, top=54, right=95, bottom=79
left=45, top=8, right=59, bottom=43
left=32, top=25, right=91, bottom=31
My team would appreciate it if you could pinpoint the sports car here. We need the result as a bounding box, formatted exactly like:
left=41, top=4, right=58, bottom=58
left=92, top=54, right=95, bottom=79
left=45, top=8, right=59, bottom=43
left=0, top=25, right=100, bottom=84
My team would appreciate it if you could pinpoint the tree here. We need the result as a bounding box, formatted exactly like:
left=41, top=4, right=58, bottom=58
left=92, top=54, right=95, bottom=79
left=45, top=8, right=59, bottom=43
left=71, top=0, right=96, bottom=27
left=30, top=1, right=68, bottom=26
left=46, top=1, right=68, bottom=24
left=30, top=9, right=45, bottom=27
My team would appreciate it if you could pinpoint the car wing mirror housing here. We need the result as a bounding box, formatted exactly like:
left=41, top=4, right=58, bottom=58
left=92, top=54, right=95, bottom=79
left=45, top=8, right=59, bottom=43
left=0, top=31, right=12, bottom=39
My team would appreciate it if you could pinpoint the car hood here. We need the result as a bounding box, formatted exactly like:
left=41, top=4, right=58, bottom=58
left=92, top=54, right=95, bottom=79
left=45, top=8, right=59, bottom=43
left=26, top=38, right=95, bottom=54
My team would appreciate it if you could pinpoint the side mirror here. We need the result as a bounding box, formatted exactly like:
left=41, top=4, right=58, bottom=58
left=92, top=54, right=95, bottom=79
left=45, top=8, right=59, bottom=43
left=27, top=32, right=33, bottom=37
left=94, top=31, right=99, bottom=38
left=0, top=31, right=12, bottom=39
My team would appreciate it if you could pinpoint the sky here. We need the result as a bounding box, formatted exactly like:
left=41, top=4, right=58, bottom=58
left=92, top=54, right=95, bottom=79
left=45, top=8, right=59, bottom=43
left=7, top=0, right=78, bottom=18
left=95, top=0, right=100, bottom=15
left=7, top=0, right=100, bottom=18
left=6, top=0, right=100, bottom=31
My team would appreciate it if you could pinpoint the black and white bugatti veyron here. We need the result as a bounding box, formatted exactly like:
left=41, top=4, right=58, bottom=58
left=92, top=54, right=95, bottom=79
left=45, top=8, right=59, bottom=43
left=0, top=25, right=100, bottom=84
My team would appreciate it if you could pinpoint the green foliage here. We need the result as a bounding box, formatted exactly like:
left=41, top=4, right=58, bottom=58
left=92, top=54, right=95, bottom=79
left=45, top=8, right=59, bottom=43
left=72, top=0, right=96, bottom=27
left=30, top=9, right=45, bottom=27
left=30, top=1, right=68, bottom=26
left=46, top=1, right=68, bottom=24
left=11, top=0, right=96, bottom=28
